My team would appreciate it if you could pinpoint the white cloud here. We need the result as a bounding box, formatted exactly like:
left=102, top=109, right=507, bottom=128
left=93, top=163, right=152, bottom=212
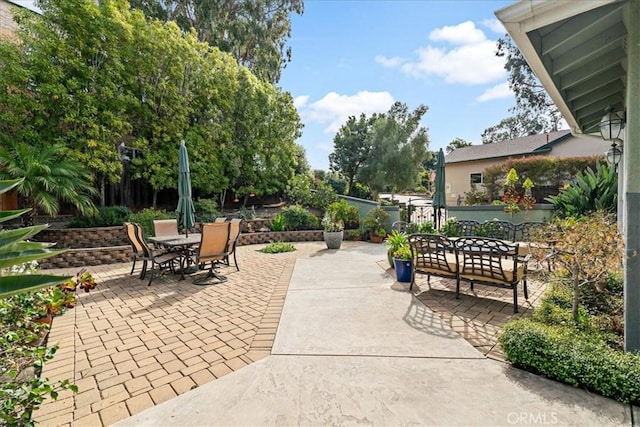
left=476, top=82, right=512, bottom=102
left=429, top=21, right=486, bottom=45
left=293, top=95, right=309, bottom=109
left=402, top=40, right=505, bottom=85
left=300, top=91, right=395, bottom=134
left=480, top=18, right=506, bottom=34
left=377, top=21, right=506, bottom=86
left=374, top=55, right=404, bottom=68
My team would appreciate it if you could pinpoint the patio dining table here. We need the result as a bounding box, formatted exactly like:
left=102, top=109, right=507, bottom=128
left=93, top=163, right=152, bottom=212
left=149, top=233, right=201, bottom=280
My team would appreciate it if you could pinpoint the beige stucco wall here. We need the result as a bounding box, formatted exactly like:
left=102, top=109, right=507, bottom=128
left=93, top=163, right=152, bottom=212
left=548, top=134, right=609, bottom=157
left=0, top=0, right=19, bottom=38
left=445, top=158, right=499, bottom=206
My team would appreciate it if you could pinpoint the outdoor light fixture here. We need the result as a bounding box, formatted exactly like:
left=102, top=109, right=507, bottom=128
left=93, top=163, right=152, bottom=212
left=599, top=107, right=625, bottom=141
left=606, top=141, right=623, bottom=167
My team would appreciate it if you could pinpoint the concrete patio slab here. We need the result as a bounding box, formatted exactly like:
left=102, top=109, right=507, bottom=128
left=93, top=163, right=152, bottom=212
left=116, top=355, right=632, bottom=427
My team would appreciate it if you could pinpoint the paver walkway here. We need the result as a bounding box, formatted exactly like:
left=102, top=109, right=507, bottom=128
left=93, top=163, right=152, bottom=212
left=32, top=241, right=633, bottom=426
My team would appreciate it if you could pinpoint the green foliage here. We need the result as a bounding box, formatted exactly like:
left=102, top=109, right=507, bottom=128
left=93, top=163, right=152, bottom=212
left=324, top=175, right=347, bottom=195
left=129, top=0, right=303, bottom=84
left=350, top=183, right=373, bottom=200
left=439, top=217, right=461, bottom=237
left=393, top=244, right=412, bottom=261
left=346, top=229, right=362, bottom=240
left=309, top=181, right=338, bottom=211
left=270, top=214, right=285, bottom=232
left=405, top=222, right=420, bottom=234
left=235, top=206, right=257, bottom=221
left=463, top=184, right=489, bottom=206
left=418, top=221, right=436, bottom=234
left=385, top=230, right=408, bottom=251
left=499, top=320, right=640, bottom=405
left=545, top=163, right=617, bottom=218
left=279, top=205, right=319, bottom=231
left=356, top=102, right=429, bottom=196
left=362, top=207, right=389, bottom=232
left=325, top=200, right=359, bottom=229
left=193, top=198, right=220, bottom=223
left=259, top=241, right=296, bottom=254
left=321, top=213, right=344, bottom=232
left=68, top=206, right=132, bottom=228
left=285, top=174, right=313, bottom=206
left=127, top=208, right=175, bottom=238
left=482, top=156, right=600, bottom=202
left=445, top=137, right=472, bottom=154
left=0, top=143, right=98, bottom=226
left=0, top=179, right=71, bottom=299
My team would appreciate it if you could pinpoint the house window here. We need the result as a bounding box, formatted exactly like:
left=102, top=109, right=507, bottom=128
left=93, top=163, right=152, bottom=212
left=470, top=173, right=483, bottom=184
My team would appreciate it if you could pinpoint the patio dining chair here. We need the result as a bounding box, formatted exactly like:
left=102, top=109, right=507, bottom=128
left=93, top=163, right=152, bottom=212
left=193, top=222, right=231, bottom=285
left=223, top=218, right=242, bottom=271
left=153, top=219, right=179, bottom=236
left=124, top=222, right=181, bottom=286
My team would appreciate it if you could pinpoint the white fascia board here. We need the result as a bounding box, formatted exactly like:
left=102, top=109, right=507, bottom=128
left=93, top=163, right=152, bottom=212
left=495, top=0, right=620, bottom=134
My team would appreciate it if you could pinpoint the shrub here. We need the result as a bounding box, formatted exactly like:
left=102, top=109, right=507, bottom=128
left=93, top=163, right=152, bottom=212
left=362, top=207, right=389, bottom=232
left=270, top=214, right=285, bottom=232
left=418, top=221, right=436, bottom=234
left=405, top=222, right=420, bottom=234
left=259, top=241, right=296, bottom=253
left=68, top=206, right=132, bottom=227
left=194, top=198, right=219, bottom=223
left=350, top=182, right=372, bottom=200
left=326, top=200, right=359, bottom=229
left=235, top=206, right=256, bottom=221
left=499, top=320, right=640, bottom=405
left=127, top=208, right=175, bottom=237
left=463, top=184, right=489, bottom=206
left=545, top=162, right=617, bottom=218
left=279, top=205, right=319, bottom=231
left=310, top=181, right=338, bottom=211
left=285, top=174, right=313, bottom=206
left=439, top=217, right=460, bottom=237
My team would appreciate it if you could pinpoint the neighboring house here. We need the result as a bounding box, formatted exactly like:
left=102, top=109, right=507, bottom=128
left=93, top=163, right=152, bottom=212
left=444, top=130, right=606, bottom=205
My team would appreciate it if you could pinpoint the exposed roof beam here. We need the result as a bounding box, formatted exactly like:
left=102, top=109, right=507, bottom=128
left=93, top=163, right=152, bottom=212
left=561, top=49, right=626, bottom=89
left=551, top=24, right=626, bottom=75
left=541, top=4, right=622, bottom=56
left=564, top=66, right=625, bottom=101
left=569, top=82, right=624, bottom=111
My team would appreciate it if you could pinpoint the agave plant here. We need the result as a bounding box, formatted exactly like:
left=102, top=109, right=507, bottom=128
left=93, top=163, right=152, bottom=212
left=545, top=162, right=617, bottom=218
left=0, top=179, right=71, bottom=299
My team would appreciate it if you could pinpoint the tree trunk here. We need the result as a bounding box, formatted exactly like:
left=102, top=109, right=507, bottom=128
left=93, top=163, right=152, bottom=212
left=572, top=256, right=580, bottom=323
left=99, top=178, right=106, bottom=208
left=152, top=190, right=157, bottom=208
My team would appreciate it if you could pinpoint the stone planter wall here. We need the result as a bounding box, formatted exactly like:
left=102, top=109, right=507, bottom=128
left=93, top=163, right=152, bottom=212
left=37, top=226, right=328, bottom=269
left=38, top=246, right=131, bottom=269
left=35, top=226, right=128, bottom=249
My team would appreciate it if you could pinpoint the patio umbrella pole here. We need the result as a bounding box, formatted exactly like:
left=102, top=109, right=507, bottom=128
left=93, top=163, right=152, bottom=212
left=177, top=140, right=195, bottom=238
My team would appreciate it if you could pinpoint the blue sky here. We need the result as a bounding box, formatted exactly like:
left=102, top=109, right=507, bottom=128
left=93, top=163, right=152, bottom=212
left=279, top=0, right=517, bottom=170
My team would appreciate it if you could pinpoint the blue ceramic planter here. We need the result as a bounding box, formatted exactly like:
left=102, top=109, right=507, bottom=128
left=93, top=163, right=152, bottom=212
left=393, top=258, right=412, bottom=282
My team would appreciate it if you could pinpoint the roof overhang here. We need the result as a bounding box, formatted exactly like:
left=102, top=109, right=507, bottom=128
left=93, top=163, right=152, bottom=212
left=495, top=0, right=628, bottom=135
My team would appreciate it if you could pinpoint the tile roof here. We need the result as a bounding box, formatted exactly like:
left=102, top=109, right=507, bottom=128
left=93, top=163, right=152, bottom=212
left=445, top=130, right=572, bottom=163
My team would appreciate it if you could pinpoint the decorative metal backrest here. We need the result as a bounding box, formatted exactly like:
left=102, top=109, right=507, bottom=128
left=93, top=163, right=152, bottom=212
left=482, top=220, right=516, bottom=241
left=514, top=221, right=544, bottom=241
left=408, top=233, right=457, bottom=274
left=456, top=220, right=480, bottom=237
left=392, top=221, right=408, bottom=233
left=454, top=237, right=519, bottom=284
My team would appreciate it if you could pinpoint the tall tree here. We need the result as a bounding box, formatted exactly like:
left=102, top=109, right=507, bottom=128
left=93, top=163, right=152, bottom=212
left=482, top=36, right=563, bottom=143
left=445, top=138, right=473, bottom=153
left=128, top=0, right=304, bottom=83
left=481, top=112, right=544, bottom=143
left=357, top=102, right=429, bottom=197
left=329, top=113, right=377, bottom=195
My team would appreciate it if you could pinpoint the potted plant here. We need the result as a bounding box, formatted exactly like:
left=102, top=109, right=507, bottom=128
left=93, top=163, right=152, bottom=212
left=363, top=207, right=389, bottom=243
left=347, top=229, right=362, bottom=241
left=385, top=230, right=408, bottom=268
left=322, top=212, right=344, bottom=249
left=392, top=243, right=413, bottom=283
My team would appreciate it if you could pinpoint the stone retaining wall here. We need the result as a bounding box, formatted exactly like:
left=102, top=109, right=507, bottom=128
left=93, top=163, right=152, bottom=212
left=39, top=230, right=327, bottom=269
left=35, top=226, right=128, bottom=249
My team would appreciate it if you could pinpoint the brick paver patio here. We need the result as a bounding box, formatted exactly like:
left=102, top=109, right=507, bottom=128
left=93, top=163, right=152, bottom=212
left=32, top=241, right=546, bottom=426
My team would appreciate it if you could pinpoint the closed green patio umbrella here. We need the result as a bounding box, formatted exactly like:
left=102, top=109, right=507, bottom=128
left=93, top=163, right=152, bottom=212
left=176, top=141, right=195, bottom=236
left=432, top=148, right=447, bottom=229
